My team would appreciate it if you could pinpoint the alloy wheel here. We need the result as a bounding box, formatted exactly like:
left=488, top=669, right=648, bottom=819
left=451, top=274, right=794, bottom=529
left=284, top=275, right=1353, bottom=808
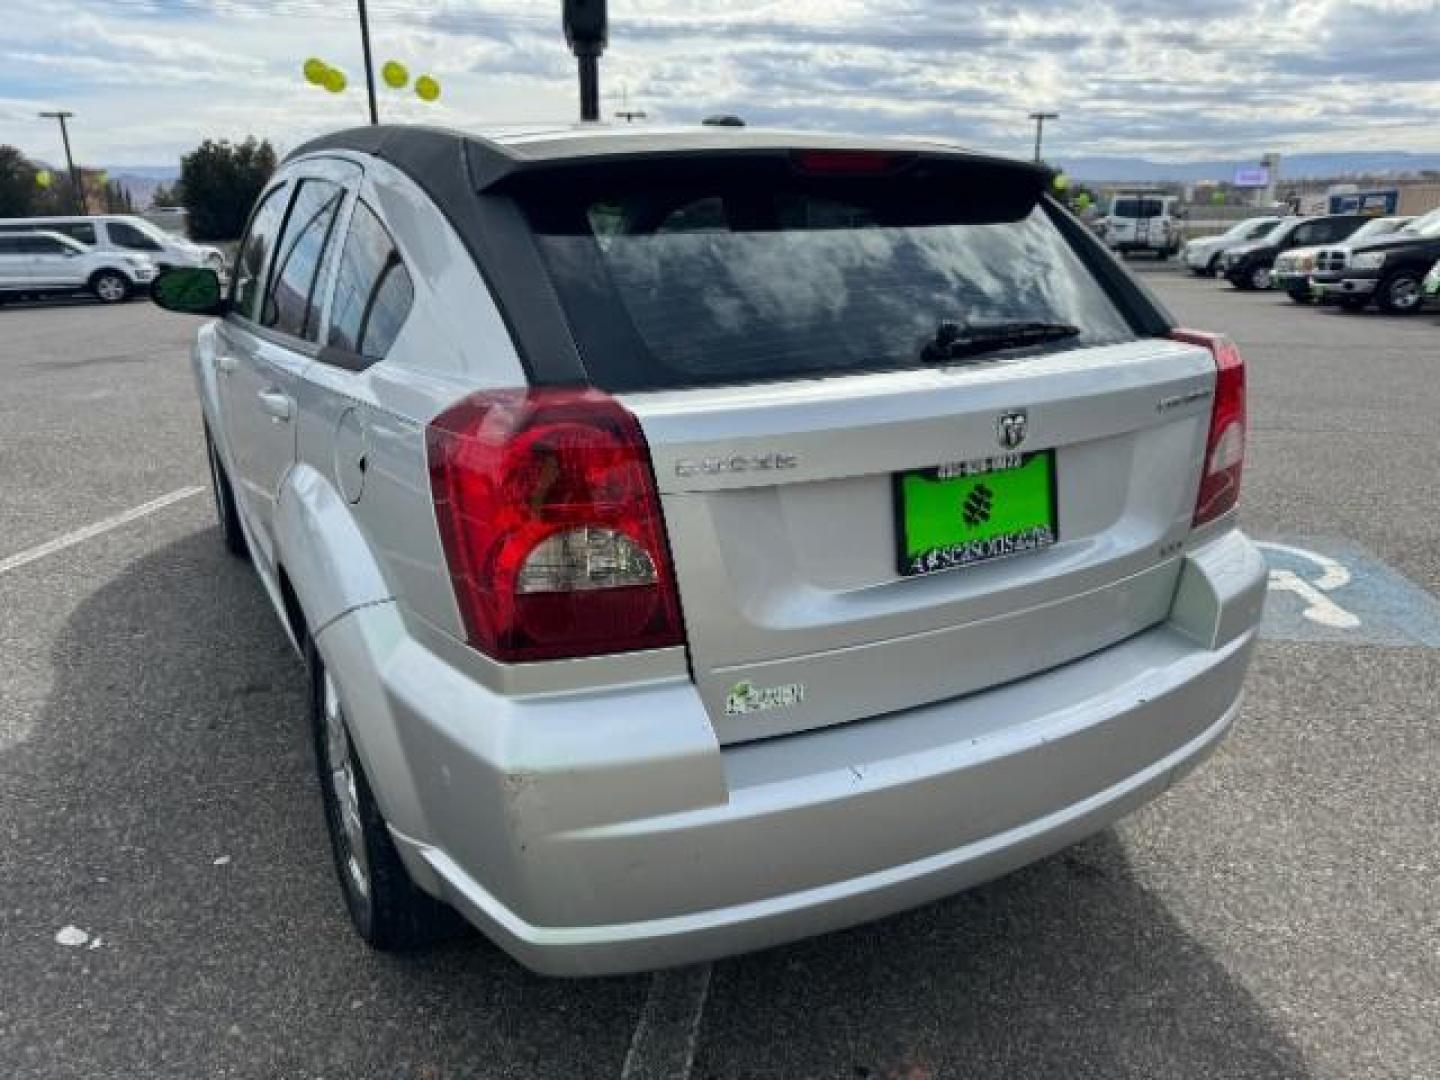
left=323, top=671, right=370, bottom=899
left=95, top=274, right=126, bottom=302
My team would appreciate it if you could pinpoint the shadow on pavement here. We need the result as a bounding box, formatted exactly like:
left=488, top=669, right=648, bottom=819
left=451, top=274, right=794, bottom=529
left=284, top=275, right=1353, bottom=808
left=4, top=525, right=1311, bottom=1080
left=2, top=526, right=645, bottom=1080
left=696, top=830, right=1311, bottom=1079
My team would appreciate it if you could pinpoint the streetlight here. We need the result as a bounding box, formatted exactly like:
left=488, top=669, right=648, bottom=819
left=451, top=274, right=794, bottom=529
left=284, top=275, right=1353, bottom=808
left=564, top=0, right=608, bottom=122
left=615, top=84, right=646, bottom=123
left=38, top=110, right=86, bottom=213
left=1028, top=111, right=1059, bottom=163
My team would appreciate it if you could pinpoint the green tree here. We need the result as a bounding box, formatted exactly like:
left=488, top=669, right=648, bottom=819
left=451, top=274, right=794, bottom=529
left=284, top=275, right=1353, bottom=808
left=178, top=137, right=278, bottom=240
left=0, top=145, right=40, bottom=217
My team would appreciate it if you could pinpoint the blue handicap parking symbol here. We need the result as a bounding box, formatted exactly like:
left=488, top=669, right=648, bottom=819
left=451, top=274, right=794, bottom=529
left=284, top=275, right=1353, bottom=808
left=1256, top=538, right=1440, bottom=647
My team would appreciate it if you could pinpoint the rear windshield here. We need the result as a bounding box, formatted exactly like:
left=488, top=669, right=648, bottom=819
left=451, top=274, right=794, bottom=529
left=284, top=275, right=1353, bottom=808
left=1112, top=198, right=1167, bottom=219
left=521, top=176, right=1137, bottom=392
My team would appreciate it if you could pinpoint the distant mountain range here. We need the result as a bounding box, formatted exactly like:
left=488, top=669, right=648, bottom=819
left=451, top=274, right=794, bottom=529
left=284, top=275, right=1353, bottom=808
left=1060, top=151, right=1440, bottom=184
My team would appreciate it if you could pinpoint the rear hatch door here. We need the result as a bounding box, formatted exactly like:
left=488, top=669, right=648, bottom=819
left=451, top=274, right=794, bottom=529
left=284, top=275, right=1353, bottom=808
left=518, top=149, right=1213, bottom=743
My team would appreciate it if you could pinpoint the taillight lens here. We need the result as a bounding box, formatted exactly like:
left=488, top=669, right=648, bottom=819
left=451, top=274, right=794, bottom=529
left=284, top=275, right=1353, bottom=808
left=426, top=389, right=684, bottom=662
left=1171, top=329, right=1246, bottom=526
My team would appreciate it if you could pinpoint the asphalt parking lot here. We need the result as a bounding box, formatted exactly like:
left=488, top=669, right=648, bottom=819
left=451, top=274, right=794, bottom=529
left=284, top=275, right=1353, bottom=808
left=2, top=274, right=1438, bottom=1080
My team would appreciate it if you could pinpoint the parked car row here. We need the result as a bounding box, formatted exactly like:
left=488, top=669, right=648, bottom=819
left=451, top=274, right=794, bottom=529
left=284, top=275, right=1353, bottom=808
left=1182, top=207, right=1440, bottom=315
left=0, top=213, right=227, bottom=306
left=0, top=229, right=158, bottom=304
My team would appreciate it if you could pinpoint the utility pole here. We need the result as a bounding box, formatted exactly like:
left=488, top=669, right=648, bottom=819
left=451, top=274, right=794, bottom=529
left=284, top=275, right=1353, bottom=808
left=356, top=0, right=379, bottom=125
left=615, top=85, right=646, bottom=123
left=1028, top=111, right=1059, bottom=164
left=38, top=110, right=86, bottom=213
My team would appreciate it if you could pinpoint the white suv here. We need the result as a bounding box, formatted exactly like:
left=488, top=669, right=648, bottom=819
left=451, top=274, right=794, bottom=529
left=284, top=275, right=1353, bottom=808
left=0, top=214, right=226, bottom=273
left=149, top=124, right=1264, bottom=975
left=0, top=229, right=157, bottom=303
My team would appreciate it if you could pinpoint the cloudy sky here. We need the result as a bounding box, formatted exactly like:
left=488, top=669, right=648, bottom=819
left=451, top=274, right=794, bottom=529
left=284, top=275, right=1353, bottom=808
left=2, top=0, right=1438, bottom=168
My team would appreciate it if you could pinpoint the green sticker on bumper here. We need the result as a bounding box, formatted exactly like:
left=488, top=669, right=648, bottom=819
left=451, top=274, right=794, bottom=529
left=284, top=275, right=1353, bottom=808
left=895, top=452, right=1057, bottom=576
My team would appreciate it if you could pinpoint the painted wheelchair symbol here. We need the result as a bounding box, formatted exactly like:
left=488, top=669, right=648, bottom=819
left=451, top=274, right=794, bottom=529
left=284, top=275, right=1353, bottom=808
left=1255, top=542, right=1361, bottom=630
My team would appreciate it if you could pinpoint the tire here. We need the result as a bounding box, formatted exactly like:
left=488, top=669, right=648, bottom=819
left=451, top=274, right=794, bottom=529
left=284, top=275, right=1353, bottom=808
left=1376, top=271, right=1424, bottom=315
left=90, top=270, right=131, bottom=304
left=309, top=640, right=464, bottom=951
left=1248, top=263, right=1273, bottom=291
left=205, top=424, right=249, bottom=559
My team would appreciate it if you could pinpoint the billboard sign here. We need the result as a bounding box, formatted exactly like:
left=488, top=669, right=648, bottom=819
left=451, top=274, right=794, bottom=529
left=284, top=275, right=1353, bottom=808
left=1233, top=165, right=1271, bottom=188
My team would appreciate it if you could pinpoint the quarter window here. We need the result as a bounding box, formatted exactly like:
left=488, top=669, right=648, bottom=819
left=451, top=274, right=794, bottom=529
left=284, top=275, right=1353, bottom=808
left=261, top=178, right=346, bottom=340
left=231, top=186, right=290, bottom=322
left=327, top=202, right=413, bottom=360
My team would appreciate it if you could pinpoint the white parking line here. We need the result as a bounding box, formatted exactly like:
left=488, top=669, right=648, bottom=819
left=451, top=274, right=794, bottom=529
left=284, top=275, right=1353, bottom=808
left=0, top=486, right=205, bottom=576
left=620, top=963, right=713, bottom=1080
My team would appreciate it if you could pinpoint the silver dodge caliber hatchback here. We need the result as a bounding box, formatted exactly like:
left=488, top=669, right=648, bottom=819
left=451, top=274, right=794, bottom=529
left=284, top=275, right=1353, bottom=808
left=151, top=124, right=1265, bottom=975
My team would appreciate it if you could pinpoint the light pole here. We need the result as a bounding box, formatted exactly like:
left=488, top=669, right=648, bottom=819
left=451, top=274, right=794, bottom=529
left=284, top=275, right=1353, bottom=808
left=356, top=0, right=380, bottom=124
left=38, top=110, right=86, bottom=213
left=615, top=85, right=646, bottom=123
left=1028, top=111, right=1059, bottom=164
left=564, top=0, right=608, bottom=122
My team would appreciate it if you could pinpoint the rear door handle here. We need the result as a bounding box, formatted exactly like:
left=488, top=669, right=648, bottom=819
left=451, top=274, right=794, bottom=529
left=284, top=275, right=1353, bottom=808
left=257, top=388, right=293, bottom=422
left=216, top=355, right=239, bottom=375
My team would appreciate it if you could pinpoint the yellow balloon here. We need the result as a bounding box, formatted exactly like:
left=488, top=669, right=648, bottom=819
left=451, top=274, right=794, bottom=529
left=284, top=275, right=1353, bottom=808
left=415, top=74, right=440, bottom=102
left=303, top=57, right=330, bottom=86
left=35, top=169, right=52, bottom=189
left=324, top=68, right=347, bottom=94
left=382, top=60, right=409, bottom=89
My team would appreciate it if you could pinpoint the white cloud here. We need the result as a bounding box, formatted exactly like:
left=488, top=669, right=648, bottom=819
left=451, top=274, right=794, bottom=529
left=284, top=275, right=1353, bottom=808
left=0, top=0, right=1436, bottom=167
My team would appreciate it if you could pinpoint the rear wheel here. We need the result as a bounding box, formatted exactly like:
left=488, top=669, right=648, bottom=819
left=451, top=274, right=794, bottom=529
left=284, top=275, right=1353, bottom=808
left=309, top=642, right=463, bottom=950
left=1376, top=271, right=1423, bottom=315
left=90, top=271, right=130, bottom=304
left=1248, top=264, right=1272, bottom=291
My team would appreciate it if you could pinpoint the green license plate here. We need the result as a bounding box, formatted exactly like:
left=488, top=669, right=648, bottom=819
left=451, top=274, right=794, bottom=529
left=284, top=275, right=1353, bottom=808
left=894, top=452, right=1058, bottom=577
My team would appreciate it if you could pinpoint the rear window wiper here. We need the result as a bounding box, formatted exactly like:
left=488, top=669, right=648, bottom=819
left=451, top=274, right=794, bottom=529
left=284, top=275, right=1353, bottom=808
left=921, top=321, right=1081, bottom=364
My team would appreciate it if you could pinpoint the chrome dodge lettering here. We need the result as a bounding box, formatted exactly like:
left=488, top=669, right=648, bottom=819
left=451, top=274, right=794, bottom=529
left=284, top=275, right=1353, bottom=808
left=675, top=452, right=798, bottom=478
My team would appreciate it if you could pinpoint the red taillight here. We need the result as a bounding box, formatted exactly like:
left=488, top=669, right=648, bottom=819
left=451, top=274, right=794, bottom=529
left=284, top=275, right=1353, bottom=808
left=426, top=389, right=684, bottom=662
left=1171, top=329, right=1246, bottom=527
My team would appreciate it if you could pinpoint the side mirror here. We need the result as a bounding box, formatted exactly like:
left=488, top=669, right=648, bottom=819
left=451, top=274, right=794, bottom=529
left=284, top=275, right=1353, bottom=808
left=151, top=266, right=227, bottom=317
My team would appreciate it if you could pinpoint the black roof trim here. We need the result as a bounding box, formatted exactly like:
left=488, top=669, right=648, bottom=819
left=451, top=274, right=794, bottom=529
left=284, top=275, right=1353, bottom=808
left=286, top=124, right=1053, bottom=197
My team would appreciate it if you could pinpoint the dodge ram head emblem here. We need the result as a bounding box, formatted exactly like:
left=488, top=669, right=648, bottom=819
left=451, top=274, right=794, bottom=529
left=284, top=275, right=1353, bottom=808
left=996, top=410, right=1028, bottom=450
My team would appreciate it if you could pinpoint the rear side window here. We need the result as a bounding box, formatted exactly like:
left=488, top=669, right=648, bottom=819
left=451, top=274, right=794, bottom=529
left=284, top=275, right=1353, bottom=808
left=52, top=222, right=97, bottom=245
left=231, top=186, right=289, bottom=321
left=107, top=220, right=163, bottom=252
left=327, top=202, right=413, bottom=360
left=523, top=176, right=1136, bottom=392
left=262, top=178, right=345, bottom=341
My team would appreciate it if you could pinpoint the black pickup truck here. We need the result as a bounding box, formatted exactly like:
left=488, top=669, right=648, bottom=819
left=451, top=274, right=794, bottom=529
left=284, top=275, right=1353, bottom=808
left=1332, top=206, right=1440, bottom=313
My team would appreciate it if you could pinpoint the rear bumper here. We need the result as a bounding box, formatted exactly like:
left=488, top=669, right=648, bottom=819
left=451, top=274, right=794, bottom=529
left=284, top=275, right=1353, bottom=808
left=320, top=529, right=1265, bottom=976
